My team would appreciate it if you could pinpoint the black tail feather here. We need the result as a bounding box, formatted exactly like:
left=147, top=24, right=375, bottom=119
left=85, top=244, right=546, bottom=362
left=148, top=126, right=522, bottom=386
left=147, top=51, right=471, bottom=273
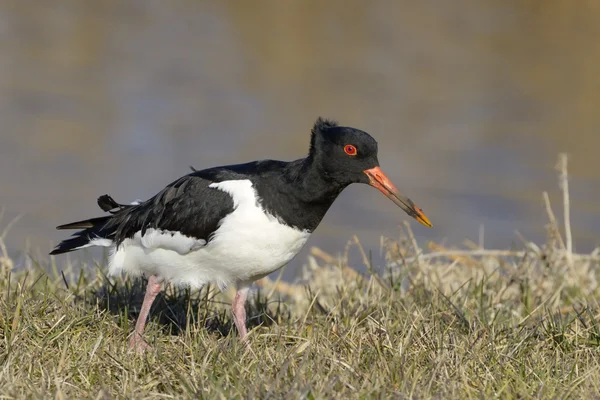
left=51, top=215, right=114, bottom=255
left=50, top=232, right=95, bottom=255
left=97, top=194, right=120, bottom=212
left=56, top=216, right=112, bottom=230
left=97, top=194, right=134, bottom=214
left=51, top=194, right=139, bottom=255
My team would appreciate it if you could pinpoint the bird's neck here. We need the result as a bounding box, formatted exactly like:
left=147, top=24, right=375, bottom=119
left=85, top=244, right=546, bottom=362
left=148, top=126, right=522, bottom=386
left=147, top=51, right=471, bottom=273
left=287, top=155, right=346, bottom=205
left=253, top=155, right=347, bottom=232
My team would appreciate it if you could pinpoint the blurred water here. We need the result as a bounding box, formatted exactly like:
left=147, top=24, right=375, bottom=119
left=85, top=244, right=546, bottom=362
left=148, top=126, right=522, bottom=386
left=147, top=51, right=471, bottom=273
left=1, top=1, right=599, bottom=277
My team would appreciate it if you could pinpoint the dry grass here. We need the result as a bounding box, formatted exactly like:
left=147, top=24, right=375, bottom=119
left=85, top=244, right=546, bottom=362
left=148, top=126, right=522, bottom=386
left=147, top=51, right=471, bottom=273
left=1, top=154, right=600, bottom=399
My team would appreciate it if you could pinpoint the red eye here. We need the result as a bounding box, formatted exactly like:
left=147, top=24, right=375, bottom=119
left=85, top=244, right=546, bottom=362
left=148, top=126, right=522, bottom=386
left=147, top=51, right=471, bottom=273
left=344, top=144, right=357, bottom=156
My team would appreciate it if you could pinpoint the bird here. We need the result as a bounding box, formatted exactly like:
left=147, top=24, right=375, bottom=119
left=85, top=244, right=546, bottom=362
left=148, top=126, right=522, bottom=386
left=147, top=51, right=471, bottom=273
left=50, top=118, right=432, bottom=351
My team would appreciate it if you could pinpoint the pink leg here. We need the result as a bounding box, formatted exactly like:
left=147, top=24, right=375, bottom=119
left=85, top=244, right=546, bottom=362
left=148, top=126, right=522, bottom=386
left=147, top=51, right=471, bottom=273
left=128, top=275, right=162, bottom=352
left=232, top=286, right=250, bottom=341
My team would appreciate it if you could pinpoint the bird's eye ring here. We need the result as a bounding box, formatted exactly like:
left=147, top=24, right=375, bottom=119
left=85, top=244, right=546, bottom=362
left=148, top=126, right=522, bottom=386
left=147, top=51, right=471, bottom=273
left=344, top=144, right=357, bottom=156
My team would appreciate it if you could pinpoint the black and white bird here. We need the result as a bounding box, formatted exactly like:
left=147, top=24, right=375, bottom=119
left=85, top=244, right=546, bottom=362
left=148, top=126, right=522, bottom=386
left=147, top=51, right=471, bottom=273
left=50, top=118, right=432, bottom=351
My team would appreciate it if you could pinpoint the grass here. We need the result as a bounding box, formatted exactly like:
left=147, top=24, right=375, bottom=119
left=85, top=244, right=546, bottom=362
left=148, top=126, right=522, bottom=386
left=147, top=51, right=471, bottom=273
left=1, top=154, right=600, bottom=399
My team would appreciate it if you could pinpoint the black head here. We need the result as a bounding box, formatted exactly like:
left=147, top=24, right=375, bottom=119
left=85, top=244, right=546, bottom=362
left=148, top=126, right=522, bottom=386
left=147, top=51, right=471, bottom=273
left=309, top=117, right=379, bottom=184
left=308, top=117, right=432, bottom=228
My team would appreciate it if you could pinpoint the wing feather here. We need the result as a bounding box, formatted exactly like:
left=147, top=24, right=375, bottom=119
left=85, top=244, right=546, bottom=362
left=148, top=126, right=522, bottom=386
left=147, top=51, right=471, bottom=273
left=107, top=173, right=236, bottom=247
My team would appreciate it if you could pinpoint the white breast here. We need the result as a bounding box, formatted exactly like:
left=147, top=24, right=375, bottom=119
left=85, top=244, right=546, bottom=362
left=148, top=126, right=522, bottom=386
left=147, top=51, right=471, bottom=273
left=108, top=180, right=311, bottom=289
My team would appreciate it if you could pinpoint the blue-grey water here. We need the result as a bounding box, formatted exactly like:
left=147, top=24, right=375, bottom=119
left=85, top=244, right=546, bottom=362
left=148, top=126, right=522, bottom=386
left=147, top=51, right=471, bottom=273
left=1, top=1, right=599, bottom=278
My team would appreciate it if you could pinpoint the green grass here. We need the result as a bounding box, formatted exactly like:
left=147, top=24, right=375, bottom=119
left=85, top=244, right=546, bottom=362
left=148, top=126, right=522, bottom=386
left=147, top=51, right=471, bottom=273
left=1, top=155, right=600, bottom=399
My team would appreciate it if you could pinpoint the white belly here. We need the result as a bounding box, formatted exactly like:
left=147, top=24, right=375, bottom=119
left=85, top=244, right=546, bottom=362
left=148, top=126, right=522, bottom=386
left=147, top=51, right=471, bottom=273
left=108, top=180, right=311, bottom=289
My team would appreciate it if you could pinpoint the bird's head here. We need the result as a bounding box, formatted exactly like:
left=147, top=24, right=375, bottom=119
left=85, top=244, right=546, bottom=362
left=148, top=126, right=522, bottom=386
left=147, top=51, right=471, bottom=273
left=309, top=117, right=432, bottom=228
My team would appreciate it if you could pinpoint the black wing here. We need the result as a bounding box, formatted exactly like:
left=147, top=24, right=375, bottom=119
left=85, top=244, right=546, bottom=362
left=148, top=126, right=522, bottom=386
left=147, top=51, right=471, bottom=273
left=106, top=171, right=236, bottom=247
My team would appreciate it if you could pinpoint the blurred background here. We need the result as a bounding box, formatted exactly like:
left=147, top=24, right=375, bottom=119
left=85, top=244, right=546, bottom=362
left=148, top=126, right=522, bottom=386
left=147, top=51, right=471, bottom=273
left=0, top=0, right=599, bottom=277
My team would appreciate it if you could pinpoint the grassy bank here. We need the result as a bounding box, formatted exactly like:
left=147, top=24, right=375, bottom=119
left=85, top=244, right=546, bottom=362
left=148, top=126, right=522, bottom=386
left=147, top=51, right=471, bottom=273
left=1, top=155, right=600, bottom=399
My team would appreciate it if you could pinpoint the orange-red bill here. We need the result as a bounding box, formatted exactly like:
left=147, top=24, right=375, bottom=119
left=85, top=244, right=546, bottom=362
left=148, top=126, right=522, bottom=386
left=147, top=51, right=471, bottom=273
left=363, top=166, right=432, bottom=228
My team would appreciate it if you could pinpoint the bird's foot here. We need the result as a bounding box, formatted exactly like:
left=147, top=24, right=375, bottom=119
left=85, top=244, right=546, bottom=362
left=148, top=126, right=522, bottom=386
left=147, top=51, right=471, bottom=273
left=128, top=333, right=151, bottom=353
left=239, top=334, right=256, bottom=355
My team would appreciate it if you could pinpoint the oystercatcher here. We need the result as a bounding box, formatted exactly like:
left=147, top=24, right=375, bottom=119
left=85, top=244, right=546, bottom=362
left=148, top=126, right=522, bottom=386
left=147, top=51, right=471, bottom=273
left=50, top=118, right=432, bottom=351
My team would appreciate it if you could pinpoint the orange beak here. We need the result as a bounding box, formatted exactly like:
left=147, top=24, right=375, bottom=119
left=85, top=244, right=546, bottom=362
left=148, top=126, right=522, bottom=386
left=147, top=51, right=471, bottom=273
left=364, top=166, right=432, bottom=228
